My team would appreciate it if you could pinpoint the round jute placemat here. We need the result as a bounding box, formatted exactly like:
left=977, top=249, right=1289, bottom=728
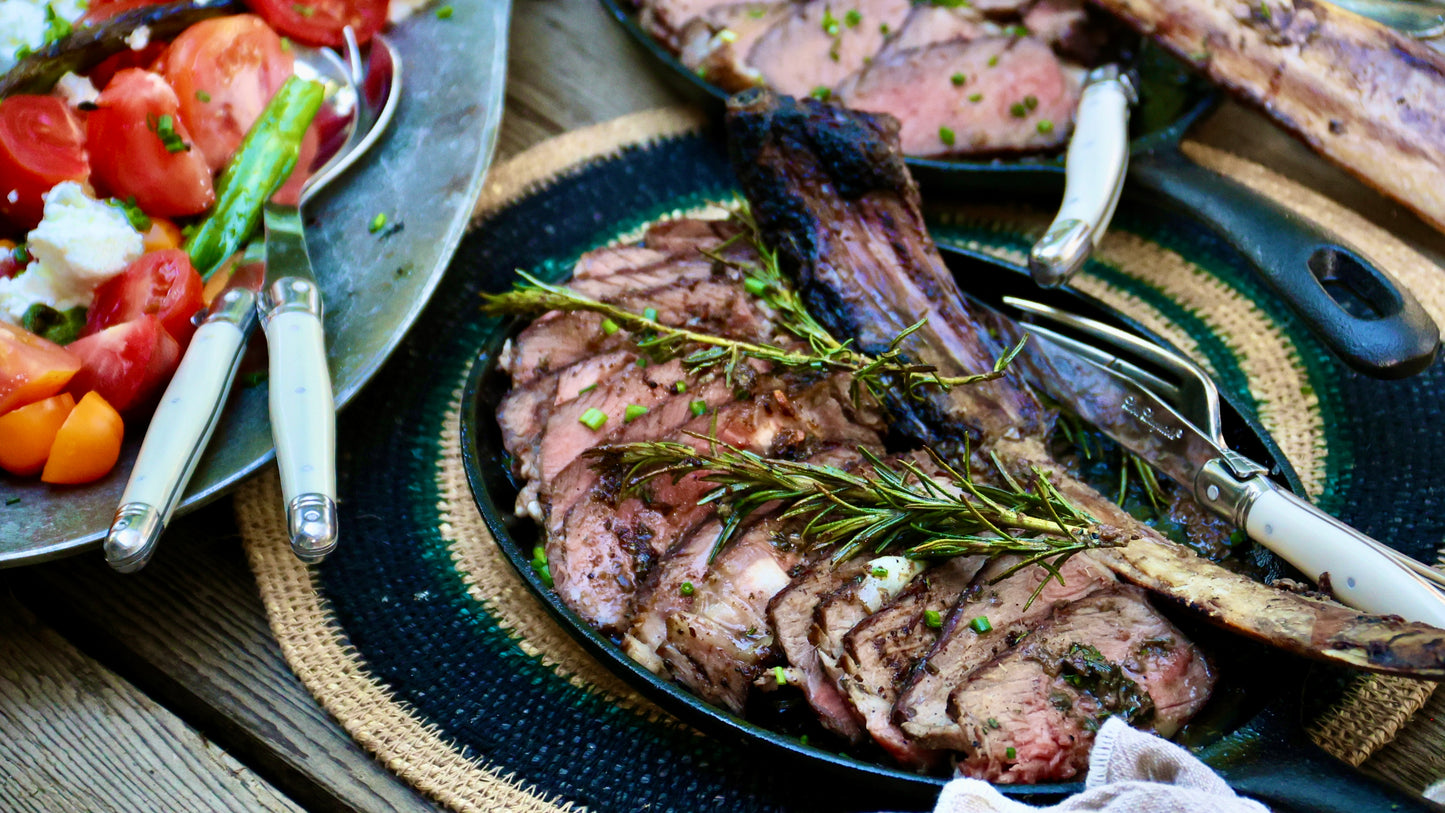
left=237, top=108, right=1445, bottom=813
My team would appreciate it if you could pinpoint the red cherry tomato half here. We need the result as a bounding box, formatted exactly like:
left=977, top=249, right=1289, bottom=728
left=0, top=95, right=90, bottom=232
left=162, top=15, right=295, bottom=172
left=86, top=69, right=215, bottom=218
left=82, top=0, right=169, bottom=23
left=86, top=249, right=205, bottom=348
left=65, top=316, right=181, bottom=415
left=244, top=0, right=389, bottom=47
left=86, top=40, right=170, bottom=90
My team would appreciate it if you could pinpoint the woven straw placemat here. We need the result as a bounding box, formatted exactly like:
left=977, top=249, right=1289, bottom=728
left=238, top=108, right=1445, bottom=812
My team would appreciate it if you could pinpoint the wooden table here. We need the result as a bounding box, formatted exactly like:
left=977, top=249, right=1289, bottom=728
left=2, top=1, right=1441, bottom=810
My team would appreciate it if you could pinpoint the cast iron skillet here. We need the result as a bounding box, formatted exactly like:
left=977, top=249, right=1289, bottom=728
left=599, top=0, right=1440, bottom=379
left=459, top=245, right=1431, bottom=812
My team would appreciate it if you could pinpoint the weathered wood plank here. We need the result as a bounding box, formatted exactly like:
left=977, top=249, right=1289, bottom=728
left=7, top=504, right=444, bottom=813
left=0, top=588, right=302, bottom=813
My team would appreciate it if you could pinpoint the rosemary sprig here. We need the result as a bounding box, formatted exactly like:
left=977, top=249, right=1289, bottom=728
left=481, top=270, right=1023, bottom=406
left=593, top=438, right=1127, bottom=598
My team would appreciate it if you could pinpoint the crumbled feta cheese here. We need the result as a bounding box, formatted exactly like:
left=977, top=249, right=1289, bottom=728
left=856, top=556, right=928, bottom=613
left=0, top=0, right=89, bottom=73
left=0, top=0, right=48, bottom=74
left=0, top=182, right=143, bottom=324
left=125, top=23, right=150, bottom=51
left=53, top=71, right=99, bottom=108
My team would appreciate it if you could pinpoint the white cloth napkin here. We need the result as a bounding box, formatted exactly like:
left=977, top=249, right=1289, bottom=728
left=929, top=717, right=1270, bottom=813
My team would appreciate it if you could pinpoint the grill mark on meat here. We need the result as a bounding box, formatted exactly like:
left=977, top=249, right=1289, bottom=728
left=837, top=555, right=986, bottom=769
left=726, top=91, right=1445, bottom=680
left=896, top=554, right=1116, bottom=748
left=944, top=585, right=1212, bottom=783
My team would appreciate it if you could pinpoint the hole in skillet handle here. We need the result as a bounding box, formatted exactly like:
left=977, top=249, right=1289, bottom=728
left=1308, top=246, right=1402, bottom=321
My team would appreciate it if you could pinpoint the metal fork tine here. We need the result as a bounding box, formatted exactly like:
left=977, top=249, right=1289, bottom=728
left=1004, top=297, right=1225, bottom=443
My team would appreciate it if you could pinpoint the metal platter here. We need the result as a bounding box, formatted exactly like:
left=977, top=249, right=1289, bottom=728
left=0, top=0, right=511, bottom=565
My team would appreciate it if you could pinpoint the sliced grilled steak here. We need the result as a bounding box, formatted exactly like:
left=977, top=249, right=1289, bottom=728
left=726, top=91, right=1445, bottom=680
left=945, top=585, right=1213, bottom=783
left=766, top=554, right=876, bottom=741
left=678, top=2, right=794, bottom=93
left=640, top=0, right=768, bottom=49
left=896, top=554, right=1116, bottom=747
left=748, top=0, right=912, bottom=98
left=837, top=37, right=1079, bottom=156
left=837, top=555, right=986, bottom=769
left=877, top=6, right=991, bottom=59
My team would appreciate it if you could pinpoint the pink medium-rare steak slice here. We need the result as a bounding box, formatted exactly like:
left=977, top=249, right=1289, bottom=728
left=678, top=2, right=795, bottom=92
left=836, top=37, right=1078, bottom=157
left=836, top=555, right=986, bottom=770
left=767, top=554, right=875, bottom=741
left=877, top=5, right=990, bottom=59
left=639, top=0, right=772, bottom=49
left=895, top=554, right=1117, bottom=747
left=945, top=585, right=1214, bottom=783
left=747, top=0, right=912, bottom=98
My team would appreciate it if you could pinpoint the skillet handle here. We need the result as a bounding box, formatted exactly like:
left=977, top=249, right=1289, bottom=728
left=1128, top=150, right=1440, bottom=379
left=1216, top=700, right=1439, bottom=813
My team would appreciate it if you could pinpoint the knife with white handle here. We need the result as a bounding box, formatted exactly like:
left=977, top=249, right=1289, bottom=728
left=257, top=202, right=338, bottom=563
left=1012, top=326, right=1445, bottom=625
left=105, top=286, right=258, bottom=572
left=1029, top=65, right=1136, bottom=288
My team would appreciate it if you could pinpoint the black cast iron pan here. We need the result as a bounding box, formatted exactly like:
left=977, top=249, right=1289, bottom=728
left=599, top=0, right=1441, bottom=379
left=459, top=240, right=1434, bottom=813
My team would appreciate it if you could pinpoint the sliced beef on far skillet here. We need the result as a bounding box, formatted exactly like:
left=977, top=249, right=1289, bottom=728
left=748, top=0, right=912, bottom=98
left=678, top=2, right=795, bottom=93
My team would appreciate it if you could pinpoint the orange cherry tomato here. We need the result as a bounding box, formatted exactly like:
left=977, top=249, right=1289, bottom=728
left=41, top=391, right=125, bottom=485
left=0, top=392, right=76, bottom=476
left=0, top=322, right=82, bottom=414
left=142, top=217, right=184, bottom=253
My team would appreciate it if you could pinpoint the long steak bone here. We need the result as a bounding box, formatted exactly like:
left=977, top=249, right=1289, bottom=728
left=1091, top=0, right=1445, bottom=233
left=725, top=89, right=1445, bottom=679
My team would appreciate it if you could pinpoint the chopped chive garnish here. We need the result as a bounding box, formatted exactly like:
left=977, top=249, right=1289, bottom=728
left=744, top=276, right=769, bottom=296
left=292, top=3, right=315, bottom=16
left=810, top=86, right=832, bottom=101
left=1036, top=119, right=1054, bottom=134
left=939, top=126, right=956, bottom=146
left=1023, top=94, right=1038, bottom=111
left=636, top=357, right=648, bottom=368
left=147, top=113, right=190, bottom=153
left=987, top=54, right=999, bottom=67
left=969, top=616, right=992, bottom=634
left=987, top=717, right=1001, bottom=729
left=879, top=22, right=890, bottom=34
left=579, top=408, right=608, bottom=430
left=368, top=212, right=388, bottom=233
left=435, top=4, right=453, bottom=17
left=624, top=404, right=649, bottom=422
left=690, top=399, right=707, bottom=416
left=800, top=734, right=810, bottom=746
left=195, top=90, right=211, bottom=102
left=821, top=8, right=839, bottom=35
left=680, top=581, right=696, bottom=596
left=642, top=306, right=659, bottom=322
left=1005, top=24, right=1027, bottom=36
left=1010, top=102, right=1028, bottom=118
left=578, top=383, right=597, bottom=394
left=871, top=566, right=889, bottom=577
left=844, top=9, right=861, bottom=26
left=924, top=609, right=942, bottom=628
left=1005, top=746, right=1017, bottom=760
left=674, top=381, right=687, bottom=393
left=968, top=93, right=983, bottom=103
left=774, top=665, right=787, bottom=685
left=950, top=72, right=966, bottom=86
left=601, top=318, right=620, bottom=335
left=5, top=497, right=19, bottom=506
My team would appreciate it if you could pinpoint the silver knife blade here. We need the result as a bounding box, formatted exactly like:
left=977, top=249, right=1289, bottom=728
left=1001, top=322, right=1226, bottom=491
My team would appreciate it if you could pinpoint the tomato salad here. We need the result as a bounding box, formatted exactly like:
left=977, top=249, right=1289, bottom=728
left=0, top=0, right=385, bottom=485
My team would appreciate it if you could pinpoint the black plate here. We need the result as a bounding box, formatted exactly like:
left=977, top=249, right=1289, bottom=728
left=458, top=226, right=1428, bottom=811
